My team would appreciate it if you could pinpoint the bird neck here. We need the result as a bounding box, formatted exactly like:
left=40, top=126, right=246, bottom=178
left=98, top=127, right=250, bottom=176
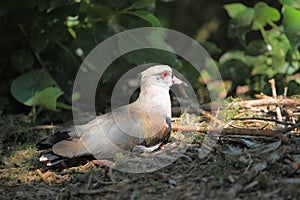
left=137, top=84, right=172, bottom=117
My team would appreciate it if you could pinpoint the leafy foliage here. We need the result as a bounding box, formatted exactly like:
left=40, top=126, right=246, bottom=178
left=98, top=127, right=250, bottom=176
left=222, top=1, right=300, bottom=96
left=0, top=0, right=172, bottom=119
left=10, top=70, right=64, bottom=120
left=0, top=0, right=299, bottom=121
left=10, top=70, right=53, bottom=107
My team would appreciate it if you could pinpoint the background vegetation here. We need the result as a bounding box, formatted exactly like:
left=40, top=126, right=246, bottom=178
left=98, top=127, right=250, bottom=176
left=0, top=0, right=299, bottom=122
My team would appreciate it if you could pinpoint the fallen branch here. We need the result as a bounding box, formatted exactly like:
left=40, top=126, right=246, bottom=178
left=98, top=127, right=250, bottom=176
left=230, top=99, right=300, bottom=108
left=231, top=117, right=294, bottom=126
left=76, top=188, right=118, bottom=195
left=9, top=124, right=57, bottom=135
left=172, top=121, right=300, bottom=139
left=33, top=125, right=57, bottom=130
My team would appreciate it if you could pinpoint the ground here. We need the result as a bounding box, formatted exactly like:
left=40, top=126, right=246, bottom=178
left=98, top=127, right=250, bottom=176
left=1, top=107, right=300, bottom=199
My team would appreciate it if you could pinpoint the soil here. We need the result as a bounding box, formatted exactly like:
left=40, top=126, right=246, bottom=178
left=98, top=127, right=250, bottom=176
left=1, top=113, right=300, bottom=200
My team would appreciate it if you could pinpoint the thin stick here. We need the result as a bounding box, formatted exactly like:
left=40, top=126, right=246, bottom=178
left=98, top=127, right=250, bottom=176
left=268, top=79, right=277, bottom=99
left=85, top=174, right=93, bottom=190
left=198, top=107, right=223, bottom=125
left=230, top=99, right=300, bottom=108
left=231, top=117, right=294, bottom=126
left=255, top=92, right=273, bottom=99
left=222, top=127, right=283, bottom=138
left=283, top=87, right=288, bottom=99
left=172, top=121, right=300, bottom=139
left=33, top=125, right=57, bottom=130
left=269, top=79, right=283, bottom=125
left=77, top=188, right=118, bottom=195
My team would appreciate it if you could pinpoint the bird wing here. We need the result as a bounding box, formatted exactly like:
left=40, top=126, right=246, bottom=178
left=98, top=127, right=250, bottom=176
left=52, top=105, right=170, bottom=159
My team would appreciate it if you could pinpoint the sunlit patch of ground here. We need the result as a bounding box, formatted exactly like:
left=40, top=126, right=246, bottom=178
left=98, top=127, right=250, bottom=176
left=1, top=99, right=300, bottom=199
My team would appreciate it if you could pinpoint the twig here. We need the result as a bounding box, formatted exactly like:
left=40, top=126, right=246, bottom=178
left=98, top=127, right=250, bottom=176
left=77, top=188, right=119, bottom=195
left=9, top=124, right=58, bottom=136
left=230, top=99, right=300, bottom=108
left=95, top=176, right=115, bottom=185
left=255, top=93, right=273, bottom=99
left=269, top=79, right=283, bottom=123
left=268, top=79, right=277, bottom=99
left=85, top=174, right=93, bottom=190
left=222, top=127, right=283, bottom=138
left=231, top=117, right=294, bottom=126
left=107, top=167, right=117, bottom=183
left=172, top=121, right=300, bottom=139
left=172, top=123, right=205, bottom=132
left=283, top=87, right=288, bottom=99
left=56, top=170, right=87, bottom=175
left=172, top=105, right=223, bottom=126
left=33, top=125, right=57, bottom=130
left=36, top=169, right=50, bottom=185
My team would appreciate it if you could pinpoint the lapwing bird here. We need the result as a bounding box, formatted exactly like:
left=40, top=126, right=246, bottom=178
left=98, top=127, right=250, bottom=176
left=37, top=65, right=185, bottom=166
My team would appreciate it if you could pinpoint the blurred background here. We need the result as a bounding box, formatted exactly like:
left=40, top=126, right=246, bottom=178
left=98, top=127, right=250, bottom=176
left=0, top=0, right=299, bottom=123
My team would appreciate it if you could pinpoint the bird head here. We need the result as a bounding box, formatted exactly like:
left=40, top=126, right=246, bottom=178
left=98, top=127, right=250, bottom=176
left=140, top=65, right=184, bottom=88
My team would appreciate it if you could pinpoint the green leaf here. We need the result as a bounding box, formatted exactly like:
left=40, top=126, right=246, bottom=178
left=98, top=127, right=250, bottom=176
left=245, top=40, right=267, bottom=56
left=66, top=15, right=80, bottom=28
left=10, top=50, right=34, bottom=72
left=290, top=49, right=300, bottom=68
left=125, top=10, right=161, bottom=26
left=283, top=6, right=300, bottom=47
left=294, top=78, right=300, bottom=85
left=253, top=63, right=278, bottom=78
left=252, top=2, right=280, bottom=30
left=10, top=70, right=52, bottom=106
left=267, top=29, right=290, bottom=62
left=72, top=92, right=80, bottom=101
left=235, top=8, right=255, bottom=26
left=128, top=0, right=155, bottom=10
left=57, top=102, right=73, bottom=110
left=34, top=87, right=63, bottom=111
left=280, top=0, right=300, bottom=9
left=224, top=3, right=248, bottom=18
left=227, top=8, right=255, bottom=40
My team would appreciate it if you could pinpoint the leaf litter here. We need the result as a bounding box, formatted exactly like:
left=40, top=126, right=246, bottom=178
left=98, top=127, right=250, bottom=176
left=1, top=92, right=300, bottom=199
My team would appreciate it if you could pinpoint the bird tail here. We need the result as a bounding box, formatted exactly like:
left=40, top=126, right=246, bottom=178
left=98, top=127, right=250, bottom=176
left=37, top=128, right=89, bottom=166
left=36, top=128, right=73, bottom=150
left=39, top=151, right=65, bottom=166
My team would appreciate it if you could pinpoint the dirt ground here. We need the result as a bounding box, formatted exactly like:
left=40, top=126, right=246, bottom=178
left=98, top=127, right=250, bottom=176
left=1, top=112, right=300, bottom=200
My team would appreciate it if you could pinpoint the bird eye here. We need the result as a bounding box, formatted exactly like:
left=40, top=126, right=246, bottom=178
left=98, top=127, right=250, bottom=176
left=161, top=71, right=170, bottom=78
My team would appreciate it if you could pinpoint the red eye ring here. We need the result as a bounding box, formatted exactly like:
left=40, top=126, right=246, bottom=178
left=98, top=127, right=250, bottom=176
left=161, top=71, right=170, bottom=78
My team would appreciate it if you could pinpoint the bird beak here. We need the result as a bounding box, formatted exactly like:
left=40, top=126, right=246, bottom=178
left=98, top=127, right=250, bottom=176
left=172, top=76, right=188, bottom=86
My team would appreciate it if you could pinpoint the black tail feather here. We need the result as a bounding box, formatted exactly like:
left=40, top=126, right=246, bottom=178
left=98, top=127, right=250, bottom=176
left=36, top=129, right=71, bottom=150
